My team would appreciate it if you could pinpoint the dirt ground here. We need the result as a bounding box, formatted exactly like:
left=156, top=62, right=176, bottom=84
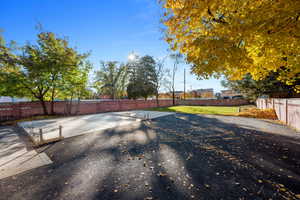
left=0, top=113, right=300, bottom=200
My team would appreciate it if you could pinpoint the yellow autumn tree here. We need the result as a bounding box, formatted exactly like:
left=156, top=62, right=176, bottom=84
left=161, top=0, right=300, bottom=91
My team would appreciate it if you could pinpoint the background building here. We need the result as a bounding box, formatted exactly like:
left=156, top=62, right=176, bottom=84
left=192, top=88, right=214, bottom=99
left=220, top=90, right=243, bottom=99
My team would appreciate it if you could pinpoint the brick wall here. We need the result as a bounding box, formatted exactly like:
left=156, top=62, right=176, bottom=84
left=178, top=99, right=249, bottom=106
left=256, top=98, right=300, bottom=131
left=0, top=100, right=174, bottom=121
left=0, top=99, right=249, bottom=122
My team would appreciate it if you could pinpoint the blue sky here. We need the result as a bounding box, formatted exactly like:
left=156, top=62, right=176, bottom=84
left=0, top=0, right=226, bottom=92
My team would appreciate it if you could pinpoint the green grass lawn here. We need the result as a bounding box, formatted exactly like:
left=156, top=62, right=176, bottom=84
left=148, top=106, right=240, bottom=115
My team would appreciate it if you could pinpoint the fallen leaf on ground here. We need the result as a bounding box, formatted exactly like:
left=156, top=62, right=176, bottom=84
left=157, top=172, right=167, bottom=177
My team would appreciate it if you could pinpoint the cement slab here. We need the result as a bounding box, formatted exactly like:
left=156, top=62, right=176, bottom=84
left=112, top=110, right=174, bottom=119
left=18, top=110, right=174, bottom=143
left=0, top=127, right=52, bottom=180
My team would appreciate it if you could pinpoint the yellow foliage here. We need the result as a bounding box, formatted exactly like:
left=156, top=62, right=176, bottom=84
left=237, top=108, right=277, bottom=120
left=161, top=0, right=300, bottom=91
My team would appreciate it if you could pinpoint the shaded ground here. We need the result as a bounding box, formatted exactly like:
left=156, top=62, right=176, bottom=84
left=1, top=114, right=300, bottom=200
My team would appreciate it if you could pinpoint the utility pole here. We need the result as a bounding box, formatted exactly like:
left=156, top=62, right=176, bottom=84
left=184, top=68, right=186, bottom=100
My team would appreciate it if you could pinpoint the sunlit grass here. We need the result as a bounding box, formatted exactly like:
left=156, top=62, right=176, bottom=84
left=148, top=105, right=277, bottom=120
left=148, top=106, right=239, bottom=115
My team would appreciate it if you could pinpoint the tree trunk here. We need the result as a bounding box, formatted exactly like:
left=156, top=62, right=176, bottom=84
left=156, top=92, right=159, bottom=107
left=39, top=98, right=48, bottom=115
left=172, top=90, right=175, bottom=106
left=76, top=93, right=81, bottom=114
left=50, top=89, right=55, bottom=115
left=68, top=95, right=73, bottom=115
left=50, top=101, right=54, bottom=115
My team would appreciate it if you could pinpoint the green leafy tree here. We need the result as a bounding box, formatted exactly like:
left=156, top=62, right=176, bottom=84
left=153, top=58, right=167, bottom=106
left=0, top=32, right=21, bottom=97
left=58, top=60, right=92, bottom=114
left=58, top=60, right=92, bottom=100
left=0, top=31, right=91, bottom=115
left=127, top=55, right=157, bottom=100
left=94, top=61, right=128, bottom=99
left=221, top=72, right=300, bottom=101
left=126, top=57, right=140, bottom=100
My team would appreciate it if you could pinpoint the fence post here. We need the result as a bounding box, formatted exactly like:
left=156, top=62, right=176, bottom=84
left=272, top=99, right=275, bottom=109
left=59, top=125, right=62, bottom=138
left=265, top=99, right=267, bottom=109
left=39, top=129, right=43, bottom=143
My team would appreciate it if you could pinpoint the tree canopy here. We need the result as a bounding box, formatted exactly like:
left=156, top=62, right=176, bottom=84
left=0, top=32, right=91, bottom=114
left=161, top=0, right=300, bottom=92
left=222, top=72, right=300, bottom=101
left=127, top=55, right=157, bottom=100
left=94, top=61, right=128, bottom=99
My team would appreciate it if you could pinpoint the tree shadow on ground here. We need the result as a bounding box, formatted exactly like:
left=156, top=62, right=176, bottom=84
left=149, top=114, right=300, bottom=198
left=1, top=114, right=300, bottom=200
left=0, top=126, right=34, bottom=164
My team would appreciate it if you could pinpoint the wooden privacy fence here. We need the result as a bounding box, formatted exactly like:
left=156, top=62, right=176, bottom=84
left=256, top=98, right=300, bottom=131
left=0, top=99, right=249, bottom=122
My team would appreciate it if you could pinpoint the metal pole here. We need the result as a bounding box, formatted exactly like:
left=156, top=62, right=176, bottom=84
left=184, top=68, right=186, bottom=100
left=286, top=99, right=288, bottom=125
left=59, top=125, right=62, bottom=138
left=39, top=129, right=43, bottom=143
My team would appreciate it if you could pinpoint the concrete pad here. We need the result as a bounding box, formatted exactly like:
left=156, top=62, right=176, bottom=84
left=113, top=110, right=174, bottom=120
left=0, top=127, right=52, bottom=179
left=19, top=113, right=141, bottom=142
left=18, top=111, right=174, bottom=143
